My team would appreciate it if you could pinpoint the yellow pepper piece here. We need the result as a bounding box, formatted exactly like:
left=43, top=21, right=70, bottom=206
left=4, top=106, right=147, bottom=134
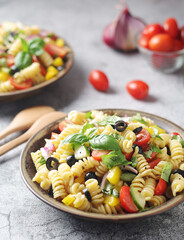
left=56, top=38, right=64, bottom=47
left=153, top=125, right=166, bottom=134
left=104, top=195, right=120, bottom=207
left=145, top=127, right=154, bottom=135
left=45, top=66, right=58, bottom=80
left=0, top=72, right=10, bottom=82
left=53, top=57, right=64, bottom=67
left=107, top=166, right=122, bottom=186
left=62, top=194, right=75, bottom=206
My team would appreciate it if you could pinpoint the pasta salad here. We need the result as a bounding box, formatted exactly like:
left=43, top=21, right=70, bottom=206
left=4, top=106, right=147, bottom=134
left=31, top=110, right=184, bottom=214
left=0, top=22, right=71, bottom=92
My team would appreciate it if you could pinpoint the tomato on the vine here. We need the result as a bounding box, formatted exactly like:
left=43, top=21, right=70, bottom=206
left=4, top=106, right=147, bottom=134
left=149, top=34, right=173, bottom=52
left=142, top=23, right=164, bottom=39
left=126, top=80, right=149, bottom=100
left=163, top=18, right=179, bottom=38
left=89, top=70, right=109, bottom=91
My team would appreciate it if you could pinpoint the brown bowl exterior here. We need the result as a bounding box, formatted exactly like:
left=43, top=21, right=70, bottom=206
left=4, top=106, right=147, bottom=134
left=20, top=109, right=184, bottom=222
left=0, top=39, right=74, bottom=102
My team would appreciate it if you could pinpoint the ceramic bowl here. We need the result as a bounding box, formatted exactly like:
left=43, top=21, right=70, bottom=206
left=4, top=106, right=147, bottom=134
left=20, top=109, right=184, bottom=222
left=0, top=39, right=73, bottom=102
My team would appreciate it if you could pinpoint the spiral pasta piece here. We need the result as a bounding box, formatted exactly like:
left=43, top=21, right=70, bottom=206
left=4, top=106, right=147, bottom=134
left=68, top=110, right=87, bottom=125
left=91, top=110, right=106, bottom=122
left=151, top=134, right=171, bottom=148
left=0, top=80, right=15, bottom=92
left=121, top=128, right=136, bottom=142
left=179, top=162, right=184, bottom=171
left=8, top=38, right=22, bottom=56
left=152, top=161, right=167, bottom=180
left=32, top=164, right=51, bottom=191
left=91, top=203, right=124, bottom=214
left=69, top=182, right=85, bottom=194
left=38, top=51, right=53, bottom=67
left=141, top=178, right=156, bottom=201
left=157, top=147, right=170, bottom=162
left=130, top=174, right=145, bottom=192
left=58, top=163, right=74, bottom=186
left=119, top=139, right=134, bottom=153
left=72, top=192, right=91, bottom=211
left=169, top=139, right=183, bottom=165
left=127, top=122, right=144, bottom=131
left=52, top=143, right=73, bottom=163
left=170, top=173, right=184, bottom=197
left=149, top=196, right=166, bottom=207
left=95, top=161, right=108, bottom=177
left=85, top=179, right=104, bottom=206
left=31, top=150, right=44, bottom=171
left=136, top=154, right=153, bottom=177
left=48, top=170, right=66, bottom=199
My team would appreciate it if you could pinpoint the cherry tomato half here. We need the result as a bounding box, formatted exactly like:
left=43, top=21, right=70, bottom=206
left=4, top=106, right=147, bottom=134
left=149, top=34, right=173, bottom=52
left=9, top=77, right=32, bottom=90
left=146, top=152, right=157, bottom=163
left=126, top=80, right=149, bottom=100
left=59, top=121, right=67, bottom=132
left=154, top=178, right=167, bottom=195
left=138, top=37, right=149, bottom=49
left=51, top=132, right=59, bottom=140
left=120, top=186, right=138, bottom=213
left=171, top=132, right=180, bottom=137
left=134, top=129, right=151, bottom=147
left=89, top=70, right=109, bottom=91
left=123, top=152, right=133, bottom=161
left=92, top=150, right=110, bottom=161
left=148, top=157, right=160, bottom=169
left=45, top=44, right=68, bottom=58
left=142, top=143, right=149, bottom=152
left=142, top=23, right=164, bottom=39
left=163, top=18, right=179, bottom=38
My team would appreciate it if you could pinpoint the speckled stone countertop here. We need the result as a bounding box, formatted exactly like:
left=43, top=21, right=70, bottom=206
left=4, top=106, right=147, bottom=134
left=0, top=0, right=184, bottom=239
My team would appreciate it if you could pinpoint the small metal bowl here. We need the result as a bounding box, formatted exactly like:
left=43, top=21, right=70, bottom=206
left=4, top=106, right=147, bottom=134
left=136, top=33, right=184, bottom=73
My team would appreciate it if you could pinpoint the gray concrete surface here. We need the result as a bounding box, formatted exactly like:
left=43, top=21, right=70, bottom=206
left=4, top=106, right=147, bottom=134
left=0, top=0, right=184, bottom=239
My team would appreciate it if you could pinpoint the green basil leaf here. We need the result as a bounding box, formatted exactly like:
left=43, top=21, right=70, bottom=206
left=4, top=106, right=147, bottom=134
left=98, top=114, right=122, bottom=126
left=131, top=156, right=138, bottom=168
left=172, top=135, right=184, bottom=148
left=143, top=150, right=152, bottom=159
left=150, top=144, right=161, bottom=154
left=102, top=150, right=130, bottom=169
left=15, top=51, right=32, bottom=70
left=89, top=134, right=121, bottom=151
left=62, top=133, right=88, bottom=145
left=81, top=123, right=94, bottom=134
left=86, top=129, right=97, bottom=139
left=161, top=162, right=172, bottom=183
left=112, top=189, right=119, bottom=198
left=28, top=37, right=45, bottom=56
left=38, top=156, right=46, bottom=165
left=20, top=38, right=29, bottom=52
left=85, top=111, right=92, bottom=119
left=129, top=113, right=148, bottom=125
left=110, top=133, right=122, bottom=140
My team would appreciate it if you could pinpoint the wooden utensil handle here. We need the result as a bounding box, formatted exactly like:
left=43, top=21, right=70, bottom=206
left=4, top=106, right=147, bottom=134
left=0, top=126, right=22, bottom=140
left=0, top=133, right=28, bottom=156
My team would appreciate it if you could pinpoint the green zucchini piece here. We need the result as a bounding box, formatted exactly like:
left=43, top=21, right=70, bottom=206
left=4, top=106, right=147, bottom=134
left=74, top=145, right=90, bottom=160
left=130, top=186, right=146, bottom=210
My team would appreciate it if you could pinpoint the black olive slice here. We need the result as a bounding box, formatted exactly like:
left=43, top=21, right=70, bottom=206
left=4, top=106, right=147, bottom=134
left=85, top=172, right=98, bottom=182
left=48, top=186, right=53, bottom=197
left=83, top=188, right=92, bottom=202
left=172, top=169, right=184, bottom=178
left=46, top=157, right=59, bottom=171
left=132, top=144, right=143, bottom=154
left=133, top=127, right=143, bottom=135
left=66, top=155, right=77, bottom=167
left=114, top=120, right=127, bottom=132
left=10, top=65, right=19, bottom=76
left=166, top=146, right=171, bottom=156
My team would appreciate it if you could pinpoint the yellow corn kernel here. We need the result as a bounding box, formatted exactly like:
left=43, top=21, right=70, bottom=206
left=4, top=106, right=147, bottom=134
left=104, top=195, right=120, bottom=207
left=53, top=57, right=64, bottom=67
left=0, top=72, right=10, bottom=82
left=62, top=194, right=75, bottom=206
left=45, top=66, right=58, bottom=80
left=56, top=38, right=64, bottom=47
left=107, top=167, right=122, bottom=186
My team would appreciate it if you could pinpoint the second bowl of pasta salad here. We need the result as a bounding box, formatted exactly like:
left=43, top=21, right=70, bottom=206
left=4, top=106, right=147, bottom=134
left=21, top=109, right=184, bottom=222
left=0, top=22, right=73, bottom=101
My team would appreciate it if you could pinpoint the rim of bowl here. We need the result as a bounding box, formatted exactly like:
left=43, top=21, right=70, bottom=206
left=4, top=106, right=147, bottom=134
left=20, top=108, right=184, bottom=222
left=0, top=38, right=74, bottom=98
left=135, top=31, right=184, bottom=56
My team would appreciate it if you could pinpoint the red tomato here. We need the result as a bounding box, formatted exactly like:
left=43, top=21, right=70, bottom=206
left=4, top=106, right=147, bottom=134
left=149, top=34, right=174, bottom=52
left=59, top=121, right=67, bottom=132
left=51, top=132, right=59, bottom=140
left=142, top=143, right=149, bottom=152
left=32, top=55, right=46, bottom=76
left=155, top=178, right=167, bottom=195
left=163, top=18, right=179, bottom=38
left=89, top=70, right=109, bottom=91
left=92, top=150, right=110, bottom=161
left=9, top=77, right=32, bottom=90
left=123, top=152, right=133, bottom=161
left=134, top=129, right=151, bottom=147
left=173, top=40, right=183, bottom=51
left=7, top=55, right=15, bottom=67
left=126, top=80, right=149, bottom=100
left=120, top=186, right=138, bottom=213
left=142, top=23, right=164, bottom=39
left=148, top=157, right=160, bottom=169
left=146, top=152, right=157, bottom=163
left=181, top=26, right=184, bottom=44
left=138, top=37, right=149, bottom=49
left=171, top=132, right=180, bottom=137
left=45, top=44, right=68, bottom=58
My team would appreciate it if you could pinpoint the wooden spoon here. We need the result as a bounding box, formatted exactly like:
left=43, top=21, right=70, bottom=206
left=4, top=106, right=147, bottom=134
left=0, top=111, right=67, bottom=156
left=0, top=106, right=55, bottom=140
